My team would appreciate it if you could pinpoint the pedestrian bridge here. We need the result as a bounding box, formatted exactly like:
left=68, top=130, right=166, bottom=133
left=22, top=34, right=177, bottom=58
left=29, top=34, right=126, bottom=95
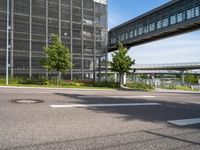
left=106, top=62, right=200, bottom=71
left=133, top=62, right=200, bottom=71
left=108, top=0, right=200, bottom=52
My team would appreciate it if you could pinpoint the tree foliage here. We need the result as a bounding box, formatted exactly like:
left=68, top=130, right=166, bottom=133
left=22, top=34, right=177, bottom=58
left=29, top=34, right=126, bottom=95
left=41, top=34, right=72, bottom=83
left=110, top=42, right=135, bottom=86
left=185, top=73, right=199, bottom=84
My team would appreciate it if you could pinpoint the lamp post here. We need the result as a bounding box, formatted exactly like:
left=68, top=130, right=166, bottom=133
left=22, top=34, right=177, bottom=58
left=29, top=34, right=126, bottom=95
left=6, top=0, right=10, bottom=85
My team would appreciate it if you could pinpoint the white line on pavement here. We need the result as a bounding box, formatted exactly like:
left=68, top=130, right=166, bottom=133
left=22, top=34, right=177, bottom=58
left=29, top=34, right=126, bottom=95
left=78, top=96, right=156, bottom=99
left=168, top=118, right=200, bottom=126
left=50, top=103, right=161, bottom=108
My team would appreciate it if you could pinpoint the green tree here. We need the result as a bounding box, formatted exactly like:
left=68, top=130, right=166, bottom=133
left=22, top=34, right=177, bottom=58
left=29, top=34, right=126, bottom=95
left=185, top=73, right=198, bottom=84
left=41, top=34, right=72, bottom=85
left=110, top=42, right=135, bottom=87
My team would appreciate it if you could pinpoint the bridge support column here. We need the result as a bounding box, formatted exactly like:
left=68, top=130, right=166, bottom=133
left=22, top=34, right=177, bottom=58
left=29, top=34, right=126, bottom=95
left=181, top=70, right=185, bottom=85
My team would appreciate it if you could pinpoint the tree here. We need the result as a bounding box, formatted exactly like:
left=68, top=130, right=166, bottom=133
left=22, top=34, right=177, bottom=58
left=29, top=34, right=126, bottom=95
left=185, top=73, right=198, bottom=84
left=110, top=42, right=135, bottom=87
left=41, top=34, right=72, bottom=84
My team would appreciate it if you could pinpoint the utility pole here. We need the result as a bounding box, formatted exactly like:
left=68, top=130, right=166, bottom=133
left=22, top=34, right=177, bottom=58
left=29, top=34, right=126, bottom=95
left=6, top=0, right=10, bottom=85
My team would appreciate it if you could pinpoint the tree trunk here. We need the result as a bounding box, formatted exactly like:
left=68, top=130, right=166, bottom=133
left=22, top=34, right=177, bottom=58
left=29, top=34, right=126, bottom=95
left=57, top=71, right=59, bottom=86
left=119, top=73, right=123, bottom=88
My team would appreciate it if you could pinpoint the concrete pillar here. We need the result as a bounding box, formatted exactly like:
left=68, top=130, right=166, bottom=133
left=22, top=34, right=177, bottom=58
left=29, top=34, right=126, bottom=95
left=181, top=70, right=185, bottom=85
left=98, top=57, right=101, bottom=82
left=29, top=0, right=32, bottom=78
left=70, top=0, right=73, bottom=80
left=10, top=0, right=14, bottom=77
left=45, top=0, right=49, bottom=80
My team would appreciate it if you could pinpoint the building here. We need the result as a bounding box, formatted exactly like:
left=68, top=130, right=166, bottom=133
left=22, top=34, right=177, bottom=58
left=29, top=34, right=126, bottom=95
left=0, top=0, right=108, bottom=80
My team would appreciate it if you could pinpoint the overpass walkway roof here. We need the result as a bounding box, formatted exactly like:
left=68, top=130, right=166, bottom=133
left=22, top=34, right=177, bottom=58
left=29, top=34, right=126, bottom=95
left=133, top=62, right=200, bottom=70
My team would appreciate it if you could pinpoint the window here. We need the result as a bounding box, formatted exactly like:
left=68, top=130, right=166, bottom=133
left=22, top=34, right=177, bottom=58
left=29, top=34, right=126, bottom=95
left=125, top=33, right=128, bottom=40
left=177, top=12, right=184, bottom=23
left=121, top=34, right=125, bottom=41
left=157, top=20, right=162, bottom=29
left=111, top=37, right=116, bottom=44
left=195, top=7, right=200, bottom=17
left=138, top=26, right=143, bottom=35
left=118, top=36, right=121, bottom=41
left=187, top=8, right=195, bottom=19
left=129, top=31, right=133, bottom=38
left=143, top=26, right=149, bottom=34
left=170, top=15, right=176, bottom=25
left=162, top=18, right=169, bottom=27
left=134, top=30, right=137, bottom=37
left=113, top=37, right=116, bottom=44
left=149, top=23, right=155, bottom=32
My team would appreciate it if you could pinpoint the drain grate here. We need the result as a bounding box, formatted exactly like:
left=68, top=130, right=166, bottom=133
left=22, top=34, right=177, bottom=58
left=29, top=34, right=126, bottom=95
left=11, top=99, right=44, bottom=104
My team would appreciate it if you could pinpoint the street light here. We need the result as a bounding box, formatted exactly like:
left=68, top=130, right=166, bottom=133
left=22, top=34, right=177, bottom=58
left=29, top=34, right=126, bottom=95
left=6, top=0, right=10, bottom=85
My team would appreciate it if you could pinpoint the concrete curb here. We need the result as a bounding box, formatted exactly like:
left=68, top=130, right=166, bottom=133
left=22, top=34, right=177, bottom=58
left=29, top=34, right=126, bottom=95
left=155, top=88, right=200, bottom=94
left=0, top=86, right=117, bottom=91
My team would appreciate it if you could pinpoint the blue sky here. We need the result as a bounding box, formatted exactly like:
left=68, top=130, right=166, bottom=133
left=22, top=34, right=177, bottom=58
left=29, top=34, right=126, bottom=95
left=108, top=0, right=200, bottom=64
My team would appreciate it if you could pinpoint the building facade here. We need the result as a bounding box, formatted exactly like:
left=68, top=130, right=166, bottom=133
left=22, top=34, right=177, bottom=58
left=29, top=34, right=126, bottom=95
left=0, top=0, right=108, bottom=80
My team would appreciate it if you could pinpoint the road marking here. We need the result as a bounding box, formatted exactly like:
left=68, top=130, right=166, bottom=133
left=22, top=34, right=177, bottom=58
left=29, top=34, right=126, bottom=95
left=78, top=96, right=156, bottom=99
left=168, top=118, right=200, bottom=126
left=50, top=103, right=161, bottom=108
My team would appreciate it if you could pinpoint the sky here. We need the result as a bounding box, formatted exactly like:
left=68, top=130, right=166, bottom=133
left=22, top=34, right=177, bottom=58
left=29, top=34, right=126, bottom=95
left=108, top=0, right=200, bottom=64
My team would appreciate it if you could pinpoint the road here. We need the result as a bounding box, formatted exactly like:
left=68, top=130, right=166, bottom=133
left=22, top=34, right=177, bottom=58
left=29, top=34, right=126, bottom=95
left=0, top=87, right=200, bottom=150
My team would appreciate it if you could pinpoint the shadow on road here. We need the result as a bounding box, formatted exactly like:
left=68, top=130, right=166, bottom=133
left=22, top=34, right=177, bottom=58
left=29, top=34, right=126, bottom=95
left=54, top=93, right=200, bottom=128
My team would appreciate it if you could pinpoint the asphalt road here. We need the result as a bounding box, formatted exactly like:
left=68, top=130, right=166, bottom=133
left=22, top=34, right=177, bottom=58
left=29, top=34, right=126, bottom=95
left=0, top=87, right=200, bottom=150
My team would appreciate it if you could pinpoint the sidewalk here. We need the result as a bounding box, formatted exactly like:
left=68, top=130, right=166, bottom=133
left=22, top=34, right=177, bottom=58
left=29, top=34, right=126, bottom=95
left=155, top=88, right=200, bottom=94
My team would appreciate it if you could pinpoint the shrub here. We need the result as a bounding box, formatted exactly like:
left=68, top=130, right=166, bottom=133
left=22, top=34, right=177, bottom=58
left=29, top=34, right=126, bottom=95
left=94, top=81, right=119, bottom=88
left=126, top=82, right=154, bottom=90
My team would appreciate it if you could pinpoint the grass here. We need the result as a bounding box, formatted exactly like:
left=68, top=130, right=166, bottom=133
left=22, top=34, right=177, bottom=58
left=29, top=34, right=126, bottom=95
left=160, top=85, right=199, bottom=91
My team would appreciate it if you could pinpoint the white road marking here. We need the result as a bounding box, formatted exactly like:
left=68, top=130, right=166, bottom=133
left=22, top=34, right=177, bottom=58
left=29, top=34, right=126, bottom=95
left=78, top=96, right=156, bottom=99
left=168, top=118, right=200, bottom=126
left=50, top=103, right=161, bottom=108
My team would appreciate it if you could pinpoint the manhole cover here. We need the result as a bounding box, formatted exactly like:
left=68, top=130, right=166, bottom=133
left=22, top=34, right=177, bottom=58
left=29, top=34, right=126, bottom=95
left=11, top=99, right=44, bottom=104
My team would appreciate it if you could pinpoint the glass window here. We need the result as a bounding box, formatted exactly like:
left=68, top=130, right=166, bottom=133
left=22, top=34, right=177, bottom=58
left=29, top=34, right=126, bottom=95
left=170, top=15, right=176, bottom=25
left=113, top=37, right=116, bottom=44
left=157, top=20, right=162, bottom=29
left=162, top=18, right=169, bottom=27
left=134, top=30, right=137, bottom=37
left=129, top=31, right=133, bottom=38
left=195, top=7, right=199, bottom=17
left=118, top=36, right=121, bottom=42
left=143, top=26, right=148, bottom=34
left=177, top=12, right=184, bottom=22
left=121, top=34, right=125, bottom=41
left=138, top=26, right=143, bottom=35
left=187, top=8, right=195, bottom=19
left=111, top=38, right=113, bottom=44
left=111, top=37, right=116, bottom=44
left=125, top=33, right=128, bottom=40
left=149, top=23, right=155, bottom=32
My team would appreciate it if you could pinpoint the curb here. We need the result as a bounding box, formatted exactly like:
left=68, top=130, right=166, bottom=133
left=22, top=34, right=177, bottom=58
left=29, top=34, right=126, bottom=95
left=0, top=86, right=117, bottom=91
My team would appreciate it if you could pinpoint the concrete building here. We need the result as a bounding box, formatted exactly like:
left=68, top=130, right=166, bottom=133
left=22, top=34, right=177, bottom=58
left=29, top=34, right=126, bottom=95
left=0, top=0, right=108, bottom=80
